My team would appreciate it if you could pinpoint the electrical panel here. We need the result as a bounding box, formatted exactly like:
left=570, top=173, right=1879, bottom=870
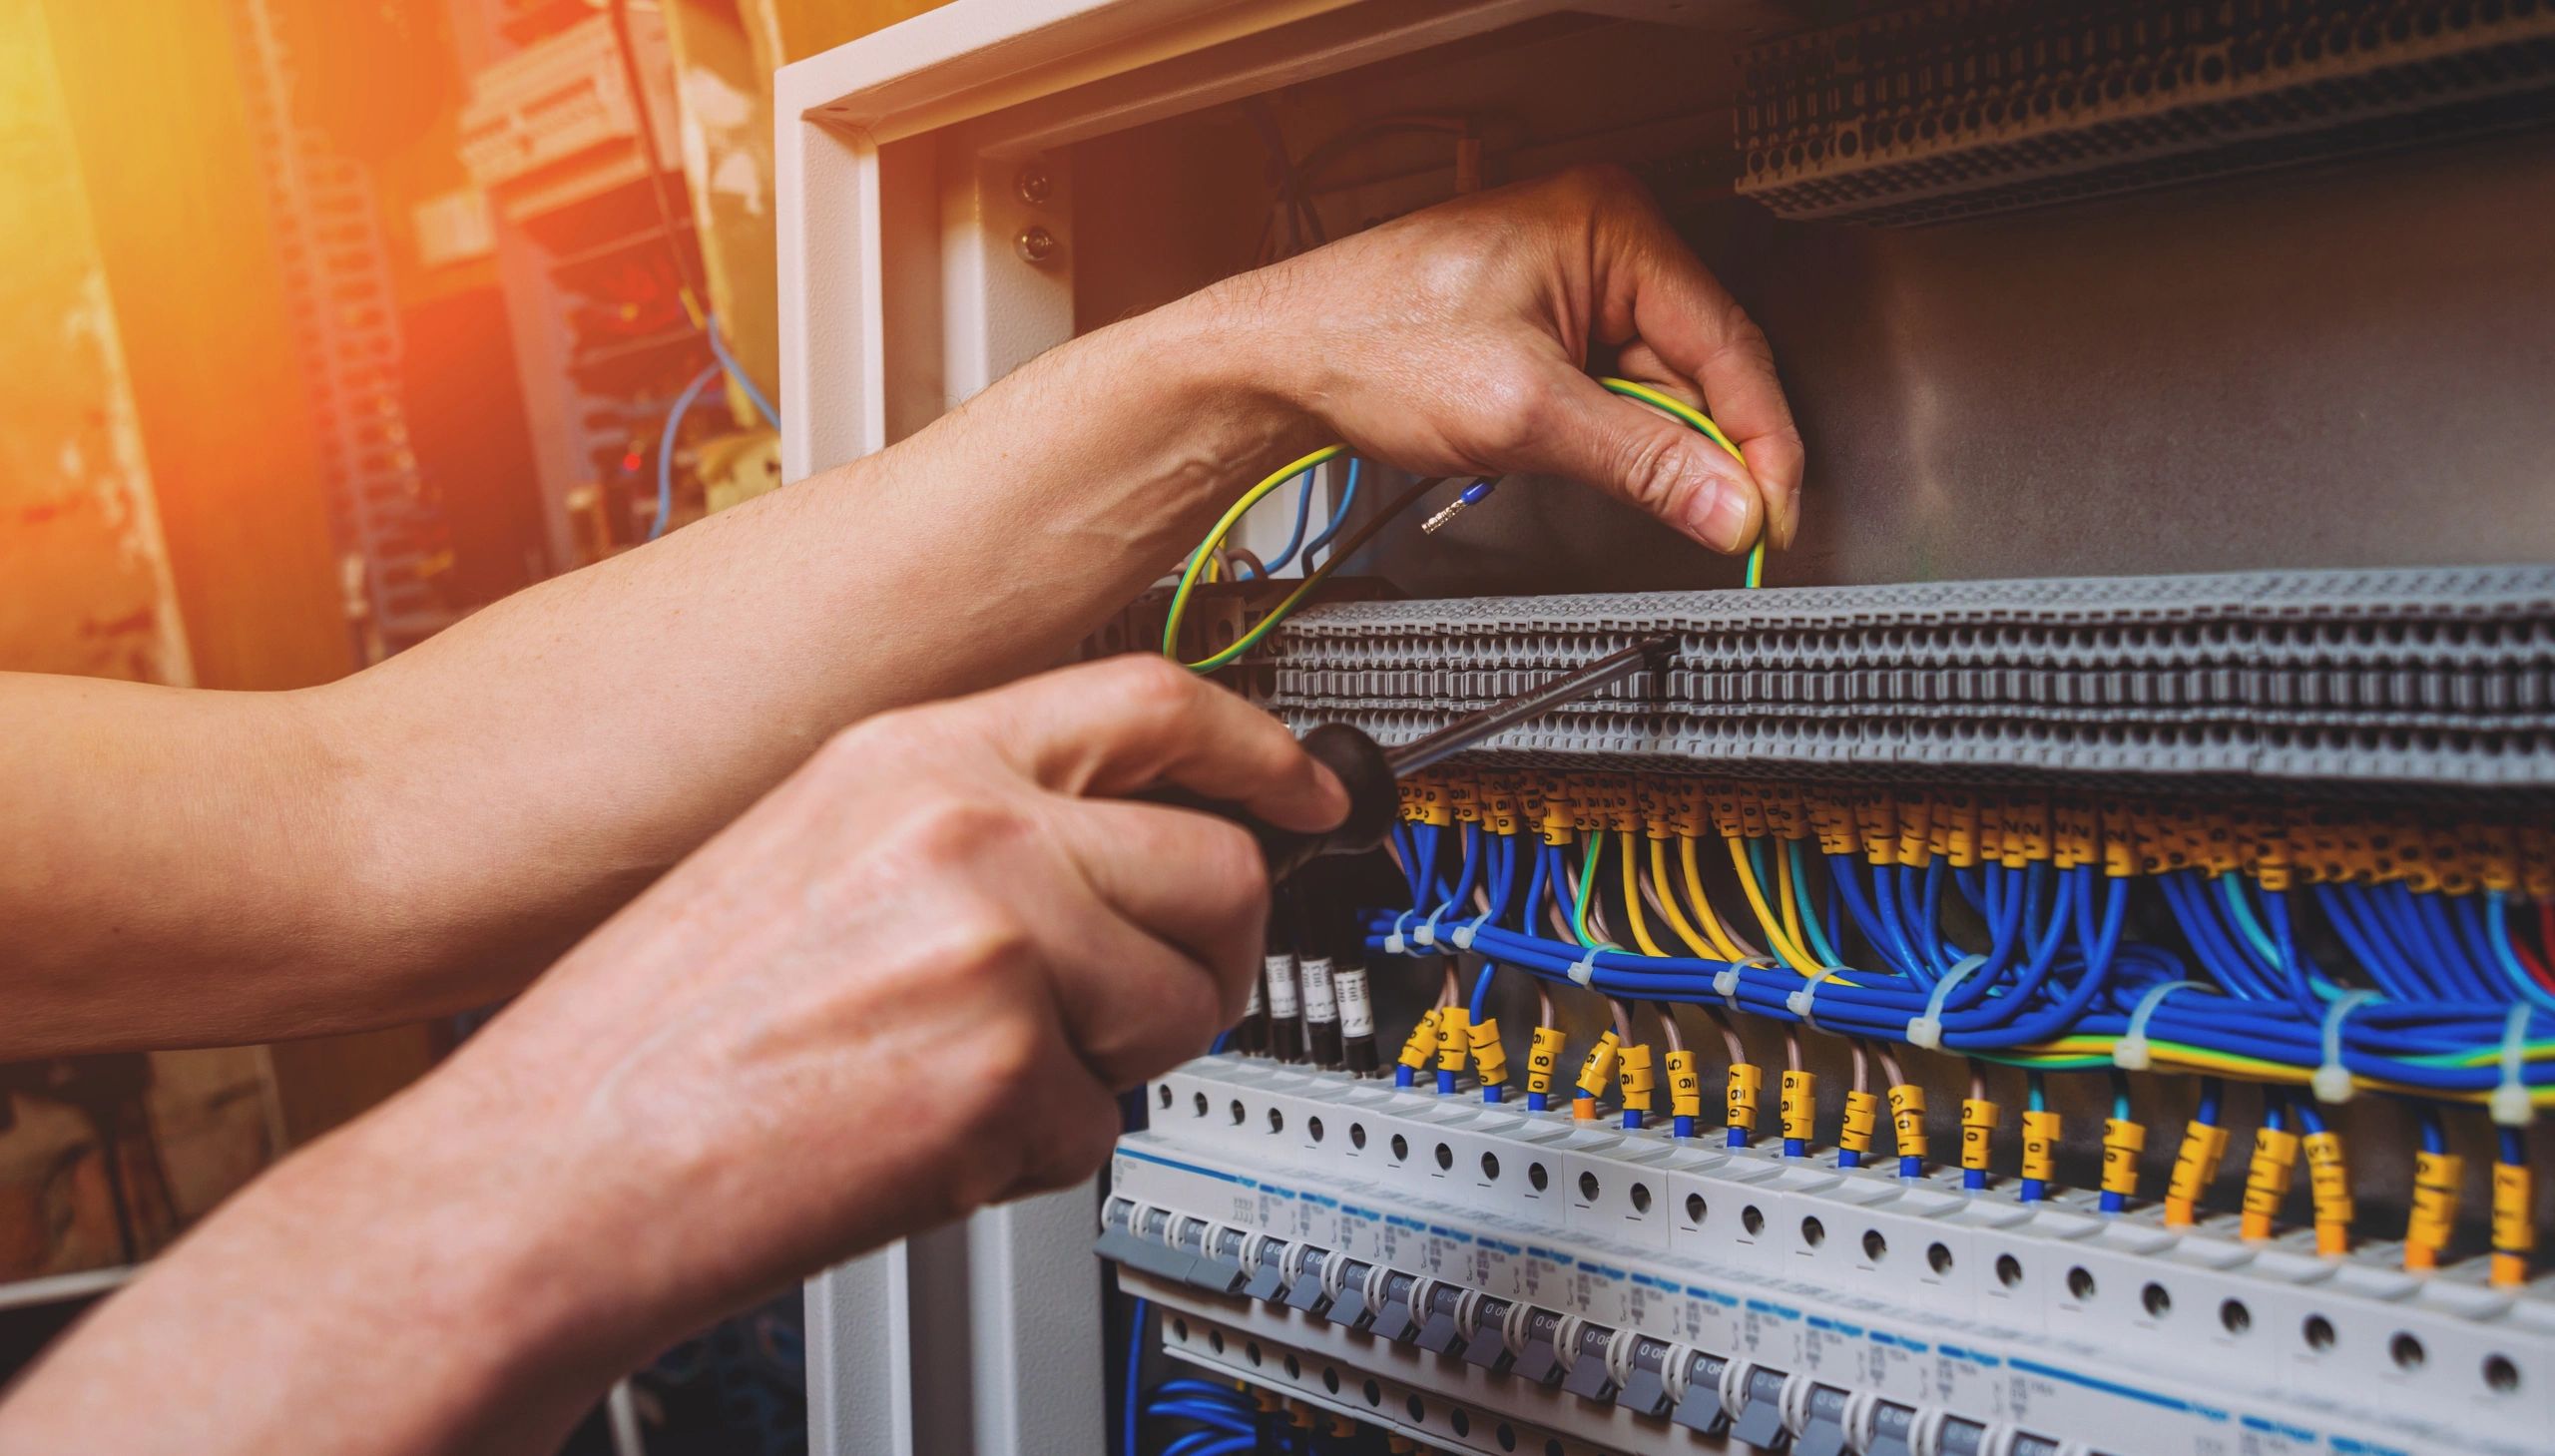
left=772, top=2, right=2555, bottom=1453
left=1104, top=567, right=2553, bottom=1455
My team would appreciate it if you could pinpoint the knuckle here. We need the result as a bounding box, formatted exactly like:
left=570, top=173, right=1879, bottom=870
left=1102, top=652, right=1201, bottom=715
left=967, top=1003, right=1057, bottom=1099
left=1472, top=360, right=1554, bottom=457
left=1612, top=427, right=1692, bottom=512
left=1192, top=821, right=1274, bottom=899
left=1155, top=968, right=1230, bottom=1052
left=896, top=796, right=1029, bottom=875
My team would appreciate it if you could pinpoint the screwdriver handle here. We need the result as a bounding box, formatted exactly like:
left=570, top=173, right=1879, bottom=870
left=1138, top=723, right=1400, bottom=883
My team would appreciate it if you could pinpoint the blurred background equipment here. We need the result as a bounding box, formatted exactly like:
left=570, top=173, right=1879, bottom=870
left=0, top=0, right=938, bottom=1446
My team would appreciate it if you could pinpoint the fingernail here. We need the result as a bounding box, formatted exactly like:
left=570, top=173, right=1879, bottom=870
left=1690, top=473, right=1759, bottom=555
left=1770, top=483, right=1800, bottom=551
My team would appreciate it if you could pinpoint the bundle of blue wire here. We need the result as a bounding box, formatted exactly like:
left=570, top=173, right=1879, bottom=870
left=1372, top=820, right=2552, bottom=1100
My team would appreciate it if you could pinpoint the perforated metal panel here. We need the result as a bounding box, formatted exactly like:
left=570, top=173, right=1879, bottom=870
left=1737, top=0, right=2555, bottom=225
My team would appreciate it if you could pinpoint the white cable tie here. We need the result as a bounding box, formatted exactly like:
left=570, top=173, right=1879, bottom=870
left=2312, top=988, right=2380, bottom=1104
left=1714, top=955, right=1776, bottom=1013
left=1384, top=909, right=1418, bottom=956
left=1450, top=910, right=1496, bottom=953
left=1788, top=968, right=1843, bottom=1032
left=2492, top=1003, right=2537, bottom=1128
left=2114, top=978, right=2212, bottom=1071
left=1567, top=944, right=1606, bottom=987
left=1906, top=954, right=1988, bottom=1051
left=1413, top=903, right=1454, bottom=949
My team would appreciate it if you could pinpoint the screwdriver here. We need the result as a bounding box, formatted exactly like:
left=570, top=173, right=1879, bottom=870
left=1150, top=637, right=1675, bottom=882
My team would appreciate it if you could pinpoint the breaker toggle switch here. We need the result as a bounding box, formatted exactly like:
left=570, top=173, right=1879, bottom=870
left=1190, top=1225, right=1252, bottom=1295
left=1936, top=1415, right=1989, bottom=1456
left=1369, top=1269, right=1421, bottom=1342
left=1510, top=1307, right=1569, bottom=1386
left=1321, top=1258, right=1373, bottom=1328
left=1242, top=1238, right=1288, bottom=1302
left=1096, top=1204, right=1200, bottom=1285
left=1671, top=1352, right=1730, bottom=1435
left=1617, top=1336, right=1679, bottom=1419
left=1861, top=1400, right=1919, bottom=1456
left=1790, top=1381, right=1851, bottom=1456
left=1460, top=1297, right=1515, bottom=1373
left=1729, top=1363, right=1793, bottom=1450
left=1559, top=1320, right=1620, bottom=1402
left=1282, top=1248, right=1333, bottom=1315
left=1413, top=1280, right=1469, bottom=1354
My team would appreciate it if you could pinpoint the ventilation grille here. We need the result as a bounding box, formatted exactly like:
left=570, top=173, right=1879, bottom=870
left=1735, top=0, right=2555, bottom=225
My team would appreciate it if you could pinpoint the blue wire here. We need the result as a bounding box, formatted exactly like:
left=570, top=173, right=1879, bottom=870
left=703, top=311, right=779, bottom=429
left=1231, top=468, right=1317, bottom=580
left=649, top=362, right=725, bottom=542
left=1122, top=1298, right=1147, bottom=1456
left=2486, top=892, right=2555, bottom=1013
left=1298, top=457, right=1361, bottom=566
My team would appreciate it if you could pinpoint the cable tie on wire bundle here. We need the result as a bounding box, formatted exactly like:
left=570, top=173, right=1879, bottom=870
left=1906, top=954, right=1988, bottom=1051
left=1412, top=903, right=1455, bottom=949
left=2113, top=979, right=2210, bottom=1071
left=1384, top=910, right=1420, bottom=956
left=1450, top=909, right=1496, bottom=953
left=1567, top=944, right=1611, bottom=988
left=2491, top=1003, right=2537, bottom=1128
left=2312, top=989, right=2380, bottom=1104
left=1788, top=968, right=1844, bottom=1032
left=1714, top=956, right=1773, bottom=1014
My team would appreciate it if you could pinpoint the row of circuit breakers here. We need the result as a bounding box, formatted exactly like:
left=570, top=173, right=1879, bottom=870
left=1104, top=567, right=2554, bottom=1456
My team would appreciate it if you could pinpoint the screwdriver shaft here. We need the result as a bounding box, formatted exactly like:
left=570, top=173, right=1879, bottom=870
left=1383, top=637, right=1674, bottom=776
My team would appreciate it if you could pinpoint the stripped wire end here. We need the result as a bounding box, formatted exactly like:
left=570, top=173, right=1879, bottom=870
left=1421, top=478, right=1498, bottom=534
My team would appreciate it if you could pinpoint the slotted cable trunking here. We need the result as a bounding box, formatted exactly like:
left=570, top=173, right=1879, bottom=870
left=1259, top=566, right=2555, bottom=796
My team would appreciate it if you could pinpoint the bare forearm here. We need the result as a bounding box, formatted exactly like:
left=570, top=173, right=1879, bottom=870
left=0, top=1068, right=637, bottom=1456
left=2, top=289, right=1307, bottom=1053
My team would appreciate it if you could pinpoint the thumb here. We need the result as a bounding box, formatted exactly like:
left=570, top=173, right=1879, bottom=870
left=1520, top=366, right=1764, bottom=554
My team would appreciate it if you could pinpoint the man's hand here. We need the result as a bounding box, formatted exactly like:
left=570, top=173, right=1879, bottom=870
left=1228, top=163, right=1803, bottom=553
left=478, top=655, right=1344, bottom=1281
left=0, top=658, right=1344, bottom=1456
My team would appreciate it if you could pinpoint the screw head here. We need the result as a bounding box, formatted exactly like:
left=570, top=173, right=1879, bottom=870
left=1014, top=226, right=1059, bottom=265
left=1014, top=162, right=1054, bottom=205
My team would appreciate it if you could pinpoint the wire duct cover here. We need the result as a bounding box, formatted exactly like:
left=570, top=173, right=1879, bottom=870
left=1262, top=566, right=2555, bottom=794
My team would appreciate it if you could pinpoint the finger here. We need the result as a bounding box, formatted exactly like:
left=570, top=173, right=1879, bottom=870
left=970, top=655, right=1348, bottom=832
left=1611, top=341, right=1702, bottom=409
left=1024, top=807, right=1265, bottom=1086
left=1595, top=193, right=1806, bottom=549
left=1507, top=356, right=1765, bottom=554
left=1050, top=799, right=1269, bottom=1009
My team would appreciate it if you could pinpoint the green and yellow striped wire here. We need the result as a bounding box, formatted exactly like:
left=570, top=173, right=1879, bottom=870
left=1163, top=377, right=1766, bottom=671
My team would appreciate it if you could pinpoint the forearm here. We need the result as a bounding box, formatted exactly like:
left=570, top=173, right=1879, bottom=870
left=326, top=286, right=1313, bottom=1000
left=2, top=287, right=1310, bottom=1053
left=0, top=1068, right=636, bottom=1456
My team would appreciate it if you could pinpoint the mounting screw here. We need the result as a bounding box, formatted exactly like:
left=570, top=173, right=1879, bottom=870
left=1014, top=161, right=1054, bottom=206
left=1014, top=226, right=1059, bottom=265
